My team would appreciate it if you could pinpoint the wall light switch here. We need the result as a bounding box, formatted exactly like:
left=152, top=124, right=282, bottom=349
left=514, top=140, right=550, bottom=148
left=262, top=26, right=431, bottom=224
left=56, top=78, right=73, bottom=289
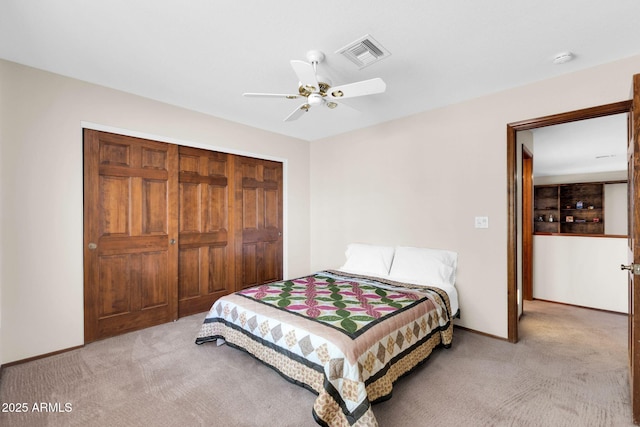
left=475, top=216, right=489, bottom=229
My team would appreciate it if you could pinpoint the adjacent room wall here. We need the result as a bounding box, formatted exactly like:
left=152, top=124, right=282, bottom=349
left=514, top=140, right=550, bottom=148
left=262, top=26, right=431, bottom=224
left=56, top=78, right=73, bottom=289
left=605, top=183, right=628, bottom=235
left=310, top=54, right=640, bottom=338
left=0, top=59, right=311, bottom=364
left=533, top=235, right=627, bottom=312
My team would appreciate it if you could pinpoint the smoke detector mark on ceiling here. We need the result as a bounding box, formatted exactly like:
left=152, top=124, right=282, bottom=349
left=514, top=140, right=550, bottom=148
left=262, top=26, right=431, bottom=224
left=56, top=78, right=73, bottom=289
left=553, top=52, right=574, bottom=64
left=336, top=34, right=391, bottom=69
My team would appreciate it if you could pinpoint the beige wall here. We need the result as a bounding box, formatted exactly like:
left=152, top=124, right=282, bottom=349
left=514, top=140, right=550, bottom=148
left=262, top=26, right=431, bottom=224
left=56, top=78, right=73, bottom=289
left=0, top=60, right=311, bottom=364
left=311, top=54, right=640, bottom=338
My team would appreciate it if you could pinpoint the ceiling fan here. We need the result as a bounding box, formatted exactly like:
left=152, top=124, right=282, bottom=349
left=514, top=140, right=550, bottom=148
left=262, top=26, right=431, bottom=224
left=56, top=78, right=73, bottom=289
left=243, top=50, right=386, bottom=121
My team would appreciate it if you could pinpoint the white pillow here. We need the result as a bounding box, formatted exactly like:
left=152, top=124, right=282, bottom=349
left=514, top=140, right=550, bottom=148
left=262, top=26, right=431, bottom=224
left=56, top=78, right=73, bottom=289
left=388, top=246, right=458, bottom=287
left=338, top=243, right=395, bottom=277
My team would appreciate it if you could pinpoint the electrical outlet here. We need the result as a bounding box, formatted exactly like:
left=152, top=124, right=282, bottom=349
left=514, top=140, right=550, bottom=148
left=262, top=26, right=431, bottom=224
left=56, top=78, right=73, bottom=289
left=475, top=216, right=489, bottom=229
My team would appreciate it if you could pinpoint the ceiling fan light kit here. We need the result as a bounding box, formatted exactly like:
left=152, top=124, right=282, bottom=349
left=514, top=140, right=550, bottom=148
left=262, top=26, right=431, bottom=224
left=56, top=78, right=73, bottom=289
left=243, top=49, right=387, bottom=121
left=308, top=93, right=323, bottom=106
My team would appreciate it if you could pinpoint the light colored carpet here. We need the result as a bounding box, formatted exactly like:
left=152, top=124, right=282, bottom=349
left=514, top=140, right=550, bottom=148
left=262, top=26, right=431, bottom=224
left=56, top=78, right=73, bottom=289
left=0, top=300, right=632, bottom=426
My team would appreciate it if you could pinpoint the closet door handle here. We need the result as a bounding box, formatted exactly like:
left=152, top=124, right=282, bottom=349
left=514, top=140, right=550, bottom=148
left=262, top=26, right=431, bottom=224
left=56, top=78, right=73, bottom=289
left=88, top=242, right=97, bottom=250
left=170, top=239, right=176, bottom=245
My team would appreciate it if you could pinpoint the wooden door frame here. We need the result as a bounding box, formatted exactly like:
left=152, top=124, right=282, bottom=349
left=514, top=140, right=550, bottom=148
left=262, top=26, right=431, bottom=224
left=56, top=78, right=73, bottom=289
left=629, top=73, right=640, bottom=424
left=506, top=100, right=631, bottom=343
left=522, top=147, right=533, bottom=302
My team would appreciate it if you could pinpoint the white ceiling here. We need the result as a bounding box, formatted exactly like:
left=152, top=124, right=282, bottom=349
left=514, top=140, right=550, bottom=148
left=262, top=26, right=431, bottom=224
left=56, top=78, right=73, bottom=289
left=1, top=1, right=640, bottom=142
left=531, top=114, right=628, bottom=177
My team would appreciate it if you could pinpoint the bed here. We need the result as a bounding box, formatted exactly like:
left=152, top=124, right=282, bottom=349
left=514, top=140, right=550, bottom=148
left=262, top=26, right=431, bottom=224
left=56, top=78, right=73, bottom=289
left=195, top=245, right=459, bottom=427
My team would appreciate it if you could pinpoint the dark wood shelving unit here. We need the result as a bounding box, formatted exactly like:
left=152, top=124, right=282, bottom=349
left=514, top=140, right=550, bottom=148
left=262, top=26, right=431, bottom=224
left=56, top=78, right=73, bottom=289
left=534, top=185, right=560, bottom=233
left=559, top=183, right=604, bottom=234
left=534, top=182, right=616, bottom=235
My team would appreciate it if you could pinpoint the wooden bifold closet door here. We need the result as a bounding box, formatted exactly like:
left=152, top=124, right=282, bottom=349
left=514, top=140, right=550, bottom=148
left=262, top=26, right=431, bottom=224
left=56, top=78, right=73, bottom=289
left=235, top=156, right=283, bottom=289
left=177, top=146, right=235, bottom=317
left=83, top=130, right=179, bottom=342
left=83, top=130, right=283, bottom=342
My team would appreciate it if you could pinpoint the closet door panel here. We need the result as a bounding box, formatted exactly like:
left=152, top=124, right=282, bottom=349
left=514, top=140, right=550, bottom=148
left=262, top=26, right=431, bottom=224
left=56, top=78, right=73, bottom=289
left=140, top=251, right=169, bottom=309
left=177, top=146, right=235, bottom=317
left=260, top=161, right=283, bottom=284
left=99, top=176, right=130, bottom=236
left=207, top=245, right=228, bottom=293
left=206, top=185, right=228, bottom=231
left=84, top=129, right=179, bottom=343
left=264, top=188, right=279, bottom=229
left=242, top=188, right=259, bottom=230
left=178, top=248, right=201, bottom=300
left=241, top=243, right=259, bottom=288
left=235, top=156, right=283, bottom=290
left=179, top=182, right=201, bottom=232
left=97, top=254, right=130, bottom=317
left=262, top=241, right=280, bottom=283
left=142, top=179, right=168, bottom=234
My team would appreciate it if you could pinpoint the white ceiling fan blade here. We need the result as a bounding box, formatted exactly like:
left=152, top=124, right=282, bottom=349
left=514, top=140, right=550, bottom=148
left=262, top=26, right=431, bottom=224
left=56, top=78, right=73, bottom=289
left=284, top=104, right=310, bottom=122
left=327, top=78, right=386, bottom=100
left=243, top=92, right=301, bottom=99
left=290, top=60, right=319, bottom=92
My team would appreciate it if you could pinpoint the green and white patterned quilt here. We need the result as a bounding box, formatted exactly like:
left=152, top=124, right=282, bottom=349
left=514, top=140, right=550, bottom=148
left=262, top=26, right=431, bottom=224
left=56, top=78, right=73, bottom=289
left=196, top=270, right=454, bottom=427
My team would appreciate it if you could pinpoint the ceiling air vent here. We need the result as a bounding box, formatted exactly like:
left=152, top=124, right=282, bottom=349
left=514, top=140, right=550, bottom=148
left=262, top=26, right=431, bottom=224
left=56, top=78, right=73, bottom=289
left=336, top=34, right=391, bottom=69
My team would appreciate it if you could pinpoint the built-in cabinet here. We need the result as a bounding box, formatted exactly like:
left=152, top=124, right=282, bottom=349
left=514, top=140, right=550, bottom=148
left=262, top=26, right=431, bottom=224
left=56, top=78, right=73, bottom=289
left=83, top=130, right=283, bottom=342
left=534, top=182, right=622, bottom=235
left=533, top=186, right=561, bottom=233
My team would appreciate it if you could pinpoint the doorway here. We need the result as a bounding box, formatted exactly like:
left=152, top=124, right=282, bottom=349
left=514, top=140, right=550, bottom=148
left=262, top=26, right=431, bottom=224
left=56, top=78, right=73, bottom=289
left=506, top=100, right=632, bottom=343
left=520, top=115, right=628, bottom=310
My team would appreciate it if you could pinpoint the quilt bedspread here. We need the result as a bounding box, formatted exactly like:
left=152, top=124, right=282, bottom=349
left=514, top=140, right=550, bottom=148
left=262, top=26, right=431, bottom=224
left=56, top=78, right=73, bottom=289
left=195, top=270, right=454, bottom=427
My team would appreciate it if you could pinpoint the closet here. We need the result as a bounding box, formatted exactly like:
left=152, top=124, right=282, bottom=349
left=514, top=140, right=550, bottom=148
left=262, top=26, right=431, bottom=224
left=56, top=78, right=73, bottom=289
left=83, top=130, right=283, bottom=342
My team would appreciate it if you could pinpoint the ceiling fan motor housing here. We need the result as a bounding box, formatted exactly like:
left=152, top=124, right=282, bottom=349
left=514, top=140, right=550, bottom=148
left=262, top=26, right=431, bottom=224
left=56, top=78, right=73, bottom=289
left=306, top=50, right=325, bottom=64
